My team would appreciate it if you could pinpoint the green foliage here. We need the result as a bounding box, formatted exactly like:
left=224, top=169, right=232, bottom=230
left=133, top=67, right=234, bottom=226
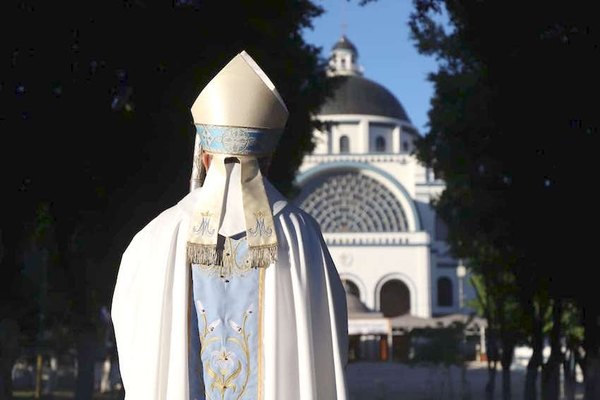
left=409, top=324, right=465, bottom=366
left=408, top=2, right=599, bottom=388
left=409, top=0, right=599, bottom=299
left=0, top=0, right=333, bottom=334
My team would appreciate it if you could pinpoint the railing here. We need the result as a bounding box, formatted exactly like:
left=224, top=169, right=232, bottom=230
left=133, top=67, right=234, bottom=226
left=323, top=231, right=430, bottom=246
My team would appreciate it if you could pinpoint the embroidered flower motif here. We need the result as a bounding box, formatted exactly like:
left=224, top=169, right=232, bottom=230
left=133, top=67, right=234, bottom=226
left=211, top=347, right=236, bottom=375
left=207, top=319, right=221, bottom=333
left=196, top=300, right=206, bottom=314
left=229, top=319, right=242, bottom=333
left=245, top=304, right=254, bottom=316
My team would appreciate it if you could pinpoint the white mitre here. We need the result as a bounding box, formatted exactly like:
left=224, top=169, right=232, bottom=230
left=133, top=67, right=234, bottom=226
left=187, top=51, right=289, bottom=269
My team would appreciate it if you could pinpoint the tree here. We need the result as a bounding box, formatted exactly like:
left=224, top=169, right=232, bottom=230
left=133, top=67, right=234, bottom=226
left=409, top=1, right=599, bottom=399
left=1, top=0, right=334, bottom=397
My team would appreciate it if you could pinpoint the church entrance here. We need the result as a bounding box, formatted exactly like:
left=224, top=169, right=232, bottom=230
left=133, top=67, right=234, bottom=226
left=380, top=279, right=410, bottom=317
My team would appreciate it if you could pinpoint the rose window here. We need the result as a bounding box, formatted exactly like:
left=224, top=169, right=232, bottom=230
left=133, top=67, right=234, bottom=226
left=297, top=172, right=408, bottom=233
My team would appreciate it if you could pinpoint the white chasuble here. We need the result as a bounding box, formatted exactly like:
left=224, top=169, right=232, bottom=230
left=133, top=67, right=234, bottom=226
left=111, top=167, right=349, bottom=400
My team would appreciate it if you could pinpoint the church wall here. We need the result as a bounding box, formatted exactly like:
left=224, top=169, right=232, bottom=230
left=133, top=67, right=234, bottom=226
left=369, top=123, right=394, bottom=152
left=414, top=201, right=435, bottom=239
left=296, top=36, right=480, bottom=326
left=312, top=128, right=329, bottom=154
left=331, top=121, right=361, bottom=153
left=370, top=157, right=418, bottom=200
left=327, top=243, right=432, bottom=318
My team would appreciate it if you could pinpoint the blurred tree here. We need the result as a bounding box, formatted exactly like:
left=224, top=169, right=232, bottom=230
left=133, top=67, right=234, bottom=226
left=0, top=0, right=334, bottom=397
left=409, top=1, right=599, bottom=399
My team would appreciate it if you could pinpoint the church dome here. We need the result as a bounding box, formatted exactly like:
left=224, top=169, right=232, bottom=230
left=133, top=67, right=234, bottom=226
left=319, top=75, right=410, bottom=121
left=333, top=35, right=358, bottom=54
left=323, top=35, right=411, bottom=121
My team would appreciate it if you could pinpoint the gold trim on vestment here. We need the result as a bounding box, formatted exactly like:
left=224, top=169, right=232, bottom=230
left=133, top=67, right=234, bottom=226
left=258, top=267, right=265, bottom=400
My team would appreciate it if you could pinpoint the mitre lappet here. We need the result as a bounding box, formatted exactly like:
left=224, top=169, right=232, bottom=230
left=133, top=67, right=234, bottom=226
left=187, top=50, right=288, bottom=269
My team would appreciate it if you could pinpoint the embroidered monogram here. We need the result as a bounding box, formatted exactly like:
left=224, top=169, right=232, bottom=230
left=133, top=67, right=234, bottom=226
left=248, top=211, right=273, bottom=238
left=192, top=212, right=216, bottom=237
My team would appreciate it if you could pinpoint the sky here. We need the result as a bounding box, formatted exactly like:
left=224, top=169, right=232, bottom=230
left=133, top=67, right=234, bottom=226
left=302, top=0, right=444, bottom=134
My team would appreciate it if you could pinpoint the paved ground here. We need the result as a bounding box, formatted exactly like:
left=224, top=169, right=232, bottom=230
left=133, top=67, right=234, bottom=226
left=14, top=361, right=584, bottom=400
left=347, top=361, right=584, bottom=400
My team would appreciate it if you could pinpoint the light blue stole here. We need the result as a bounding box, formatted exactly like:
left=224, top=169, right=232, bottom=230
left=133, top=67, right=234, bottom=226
left=189, top=234, right=261, bottom=400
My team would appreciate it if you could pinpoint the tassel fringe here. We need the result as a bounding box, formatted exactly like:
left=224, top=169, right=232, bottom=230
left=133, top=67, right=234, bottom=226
left=187, top=242, right=277, bottom=269
left=248, top=244, right=278, bottom=269
left=187, top=242, right=222, bottom=266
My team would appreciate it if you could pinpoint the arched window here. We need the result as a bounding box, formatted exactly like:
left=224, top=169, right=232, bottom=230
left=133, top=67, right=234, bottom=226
left=437, top=277, right=453, bottom=307
left=339, top=135, right=350, bottom=153
left=375, top=136, right=386, bottom=152
left=342, top=279, right=360, bottom=298
left=380, top=279, right=410, bottom=317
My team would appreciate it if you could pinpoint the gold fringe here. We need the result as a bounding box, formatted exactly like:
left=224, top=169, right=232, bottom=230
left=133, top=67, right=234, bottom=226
left=248, top=244, right=278, bottom=269
left=187, top=241, right=277, bottom=269
left=187, top=242, right=222, bottom=266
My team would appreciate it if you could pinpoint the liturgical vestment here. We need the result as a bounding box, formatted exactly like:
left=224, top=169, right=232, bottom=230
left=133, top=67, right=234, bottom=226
left=111, top=165, right=349, bottom=400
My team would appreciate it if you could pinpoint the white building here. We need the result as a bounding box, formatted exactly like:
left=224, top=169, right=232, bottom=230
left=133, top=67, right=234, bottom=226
left=293, top=36, right=476, bottom=325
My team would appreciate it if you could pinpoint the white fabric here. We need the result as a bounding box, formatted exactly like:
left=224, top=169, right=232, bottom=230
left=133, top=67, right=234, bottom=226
left=187, top=156, right=278, bottom=268
left=191, top=51, right=288, bottom=130
left=219, top=162, right=245, bottom=236
left=111, top=178, right=349, bottom=400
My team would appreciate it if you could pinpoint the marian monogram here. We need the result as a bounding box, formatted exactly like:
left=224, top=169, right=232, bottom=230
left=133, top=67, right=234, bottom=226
left=193, top=212, right=216, bottom=237
left=248, top=211, right=273, bottom=238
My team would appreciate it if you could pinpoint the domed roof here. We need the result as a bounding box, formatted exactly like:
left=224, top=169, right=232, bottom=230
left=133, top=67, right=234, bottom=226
left=333, top=35, right=358, bottom=54
left=319, top=75, right=410, bottom=121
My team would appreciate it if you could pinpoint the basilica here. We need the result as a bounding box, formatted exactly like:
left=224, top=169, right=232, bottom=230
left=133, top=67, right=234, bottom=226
left=293, top=36, right=482, bottom=361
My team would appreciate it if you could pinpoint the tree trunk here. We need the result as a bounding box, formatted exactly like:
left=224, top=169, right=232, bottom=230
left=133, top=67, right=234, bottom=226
left=542, top=299, right=562, bottom=400
left=0, top=318, right=20, bottom=400
left=525, top=304, right=544, bottom=400
left=485, top=331, right=499, bottom=400
left=75, top=328, right=97, bottom=400
left=584, top=302, right=600, bottom=400
left=501, top=366, right=512, bottom=400
left=485, top=359, right=497, bottom=400
left=500, top=337, right=515, bottom=400
left=563, top=345, right=577, bottom=400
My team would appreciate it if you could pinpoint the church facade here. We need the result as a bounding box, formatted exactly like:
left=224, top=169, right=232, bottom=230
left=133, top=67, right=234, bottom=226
left=293, top=36, right=475, bottom=321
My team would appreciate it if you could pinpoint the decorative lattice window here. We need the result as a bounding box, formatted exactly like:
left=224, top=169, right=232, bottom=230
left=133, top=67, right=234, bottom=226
left=298, top=172, right=408, bottom=233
